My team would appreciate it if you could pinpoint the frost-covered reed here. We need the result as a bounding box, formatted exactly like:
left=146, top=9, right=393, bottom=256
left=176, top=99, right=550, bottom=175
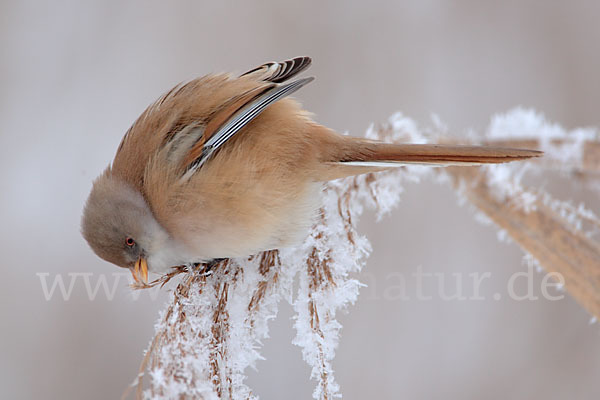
left=126, top=109, right=599, bottom=400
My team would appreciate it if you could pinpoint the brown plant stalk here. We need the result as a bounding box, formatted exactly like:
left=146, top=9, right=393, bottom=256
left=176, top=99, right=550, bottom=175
left=123, top=111, right=600, bottom=399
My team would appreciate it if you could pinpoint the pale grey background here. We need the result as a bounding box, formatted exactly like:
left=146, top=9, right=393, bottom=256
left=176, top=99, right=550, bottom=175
left=1, top=1, right=599, bottom=399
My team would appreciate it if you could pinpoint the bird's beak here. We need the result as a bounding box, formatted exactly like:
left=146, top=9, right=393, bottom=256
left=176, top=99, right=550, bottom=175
left=130, top=257, right=149, bottom=284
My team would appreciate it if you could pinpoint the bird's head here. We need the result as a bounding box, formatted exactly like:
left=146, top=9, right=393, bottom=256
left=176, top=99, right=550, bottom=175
left=81, top=170, right=165, bottom=284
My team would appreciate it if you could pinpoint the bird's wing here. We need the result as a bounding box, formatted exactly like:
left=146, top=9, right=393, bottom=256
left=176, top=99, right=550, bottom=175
left=180, top=76, right=314, bottom=180
left=241, top=56, right=312, bottom=83
left=114, top=58, right=314, bottom=187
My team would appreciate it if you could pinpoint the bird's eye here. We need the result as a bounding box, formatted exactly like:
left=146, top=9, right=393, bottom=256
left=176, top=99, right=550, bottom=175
left=126, top=237, right=135, bottom=247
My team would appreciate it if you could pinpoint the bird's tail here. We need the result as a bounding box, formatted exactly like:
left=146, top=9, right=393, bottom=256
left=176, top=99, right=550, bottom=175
left=319, top=135, right=542, bottom=181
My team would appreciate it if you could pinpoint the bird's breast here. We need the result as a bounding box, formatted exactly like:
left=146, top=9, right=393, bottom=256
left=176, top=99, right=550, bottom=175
left=170, top=180, right=323, bottom=260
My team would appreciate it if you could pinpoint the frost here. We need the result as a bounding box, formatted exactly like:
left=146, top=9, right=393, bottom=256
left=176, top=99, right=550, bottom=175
left=487, top=108, right=565, bottom=140
left=487, top=107, right=597, bottom=170
left=128, top=110, right=600, bottom=400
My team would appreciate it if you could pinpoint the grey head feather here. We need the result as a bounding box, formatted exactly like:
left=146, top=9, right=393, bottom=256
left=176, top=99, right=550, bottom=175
left=81, top=171, right=157, bottom=269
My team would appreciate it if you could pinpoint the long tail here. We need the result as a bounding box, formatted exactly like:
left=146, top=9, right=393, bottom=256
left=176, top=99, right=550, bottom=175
left=321, top=136, right=542, bottom=181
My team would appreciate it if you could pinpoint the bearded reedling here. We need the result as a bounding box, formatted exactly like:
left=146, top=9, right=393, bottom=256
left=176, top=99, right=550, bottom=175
left=81, top=57, right=541, bottom=284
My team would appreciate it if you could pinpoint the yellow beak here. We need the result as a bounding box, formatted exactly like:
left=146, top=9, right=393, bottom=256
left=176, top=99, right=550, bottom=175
left=131, top=257, right=149, bottom=284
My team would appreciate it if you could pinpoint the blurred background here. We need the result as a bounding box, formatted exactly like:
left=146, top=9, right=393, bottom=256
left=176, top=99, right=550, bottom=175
left=1, top=1, right=599, bottom=399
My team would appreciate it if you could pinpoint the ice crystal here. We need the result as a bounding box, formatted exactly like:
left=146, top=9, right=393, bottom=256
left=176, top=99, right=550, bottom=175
left=127, top=109, right=600, bottom=400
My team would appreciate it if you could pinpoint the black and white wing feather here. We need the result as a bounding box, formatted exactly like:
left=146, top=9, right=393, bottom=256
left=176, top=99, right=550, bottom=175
left=241, top=56, right=312, bottom=83
left=181, top=76, right=314, bottom=180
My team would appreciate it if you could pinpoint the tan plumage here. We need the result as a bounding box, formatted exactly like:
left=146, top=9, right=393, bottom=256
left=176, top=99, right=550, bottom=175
left=81, top=57, right=541, bottom=282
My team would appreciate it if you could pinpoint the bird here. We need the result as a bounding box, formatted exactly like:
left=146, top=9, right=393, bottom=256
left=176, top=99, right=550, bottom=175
left=81, top=57, right=541, bottom=284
